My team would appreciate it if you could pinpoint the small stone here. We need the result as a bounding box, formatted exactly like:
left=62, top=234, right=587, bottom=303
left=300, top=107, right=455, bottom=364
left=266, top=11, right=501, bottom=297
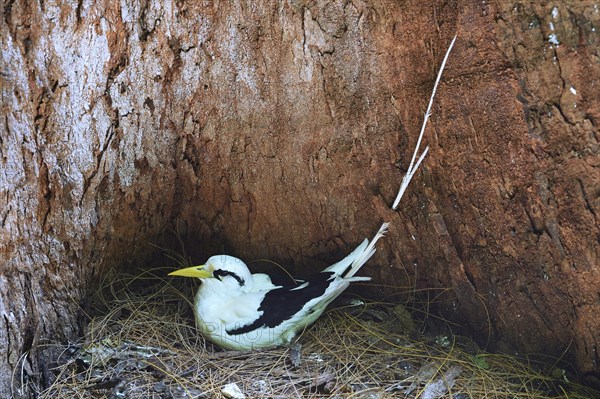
left=222, top=382, right=245, bottom=399
left=289, top=342, right=302, bottom=367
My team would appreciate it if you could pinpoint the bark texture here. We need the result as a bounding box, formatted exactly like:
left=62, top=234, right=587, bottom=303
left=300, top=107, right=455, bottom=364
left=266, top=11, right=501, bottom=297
left=1, top=0, right=599, bottom=396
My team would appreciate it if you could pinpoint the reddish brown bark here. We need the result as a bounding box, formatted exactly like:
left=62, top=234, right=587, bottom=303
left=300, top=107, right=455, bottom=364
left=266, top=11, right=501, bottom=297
left=1, top=0, right=598, bottom=396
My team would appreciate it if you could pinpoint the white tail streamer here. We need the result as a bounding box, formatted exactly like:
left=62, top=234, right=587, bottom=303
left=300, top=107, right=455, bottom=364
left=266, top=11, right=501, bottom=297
left=392, top=35, right=457, bottom=210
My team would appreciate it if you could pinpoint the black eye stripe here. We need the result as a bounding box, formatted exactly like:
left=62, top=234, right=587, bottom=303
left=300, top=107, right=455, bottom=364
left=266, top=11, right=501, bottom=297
left=213, top=269, right=245, bottom=286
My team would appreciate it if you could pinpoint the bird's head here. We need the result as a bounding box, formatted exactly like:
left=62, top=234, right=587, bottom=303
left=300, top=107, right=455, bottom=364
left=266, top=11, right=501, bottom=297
left=168, top=255, right=251, bottom=288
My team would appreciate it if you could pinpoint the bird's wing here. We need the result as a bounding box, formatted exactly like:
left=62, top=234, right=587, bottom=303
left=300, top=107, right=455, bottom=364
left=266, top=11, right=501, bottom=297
left=208, top=272, right=343, bottom=334
left=225, top=271, right=348, bottom=336
left=216, top=290, right=268, bottom=329
left=249, top=273, right=279, bottom=291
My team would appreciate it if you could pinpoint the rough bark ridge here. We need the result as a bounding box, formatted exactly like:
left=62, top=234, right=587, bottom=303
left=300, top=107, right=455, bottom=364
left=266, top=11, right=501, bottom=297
left=1, top=0, right=598, bottom=396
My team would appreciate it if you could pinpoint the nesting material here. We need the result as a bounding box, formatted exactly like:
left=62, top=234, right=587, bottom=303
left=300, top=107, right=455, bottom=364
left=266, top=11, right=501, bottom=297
left=39, top=270, right=597, bottom=398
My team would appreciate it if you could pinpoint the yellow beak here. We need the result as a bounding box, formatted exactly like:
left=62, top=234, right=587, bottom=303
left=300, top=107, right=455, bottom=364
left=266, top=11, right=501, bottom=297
left=168, top=265, right=213, bottom=279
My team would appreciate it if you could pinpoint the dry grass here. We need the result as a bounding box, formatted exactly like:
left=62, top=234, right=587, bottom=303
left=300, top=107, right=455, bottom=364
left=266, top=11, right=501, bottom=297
left=38, top=267, right=598, bottom=399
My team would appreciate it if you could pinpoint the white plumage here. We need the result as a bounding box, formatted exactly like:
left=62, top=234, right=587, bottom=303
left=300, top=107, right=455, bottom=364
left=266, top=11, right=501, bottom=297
left=169, top=223, right=388, bottom=350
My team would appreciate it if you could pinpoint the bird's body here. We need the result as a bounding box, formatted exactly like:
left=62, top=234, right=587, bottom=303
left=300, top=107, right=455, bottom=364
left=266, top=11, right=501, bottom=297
left=169, top=223, right=388, bottom=350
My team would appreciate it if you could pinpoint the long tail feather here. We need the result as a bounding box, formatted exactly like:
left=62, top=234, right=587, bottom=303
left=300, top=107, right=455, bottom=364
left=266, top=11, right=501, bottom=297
left=343, top=222, right=389, bottom=279
left=323, top=239, right=368, bottom=275
left=392, top=35, right=457, bottom=210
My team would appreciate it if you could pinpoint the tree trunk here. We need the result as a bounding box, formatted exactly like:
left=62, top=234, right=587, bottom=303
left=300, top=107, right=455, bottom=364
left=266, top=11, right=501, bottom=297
left=1, top=0, right=598, bottom=396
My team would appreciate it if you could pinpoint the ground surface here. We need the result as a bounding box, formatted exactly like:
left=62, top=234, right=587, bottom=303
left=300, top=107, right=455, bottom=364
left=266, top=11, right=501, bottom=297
left=38, top=271, right=599, bottom=399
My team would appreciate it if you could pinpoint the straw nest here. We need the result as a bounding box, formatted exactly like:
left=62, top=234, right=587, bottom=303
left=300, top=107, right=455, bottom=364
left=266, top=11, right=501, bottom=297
left=38, top=266, right=597, bottom=399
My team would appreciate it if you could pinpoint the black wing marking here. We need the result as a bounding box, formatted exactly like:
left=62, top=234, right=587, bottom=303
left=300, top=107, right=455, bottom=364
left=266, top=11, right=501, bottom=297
left=227, top=272, right=335, bottom=335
